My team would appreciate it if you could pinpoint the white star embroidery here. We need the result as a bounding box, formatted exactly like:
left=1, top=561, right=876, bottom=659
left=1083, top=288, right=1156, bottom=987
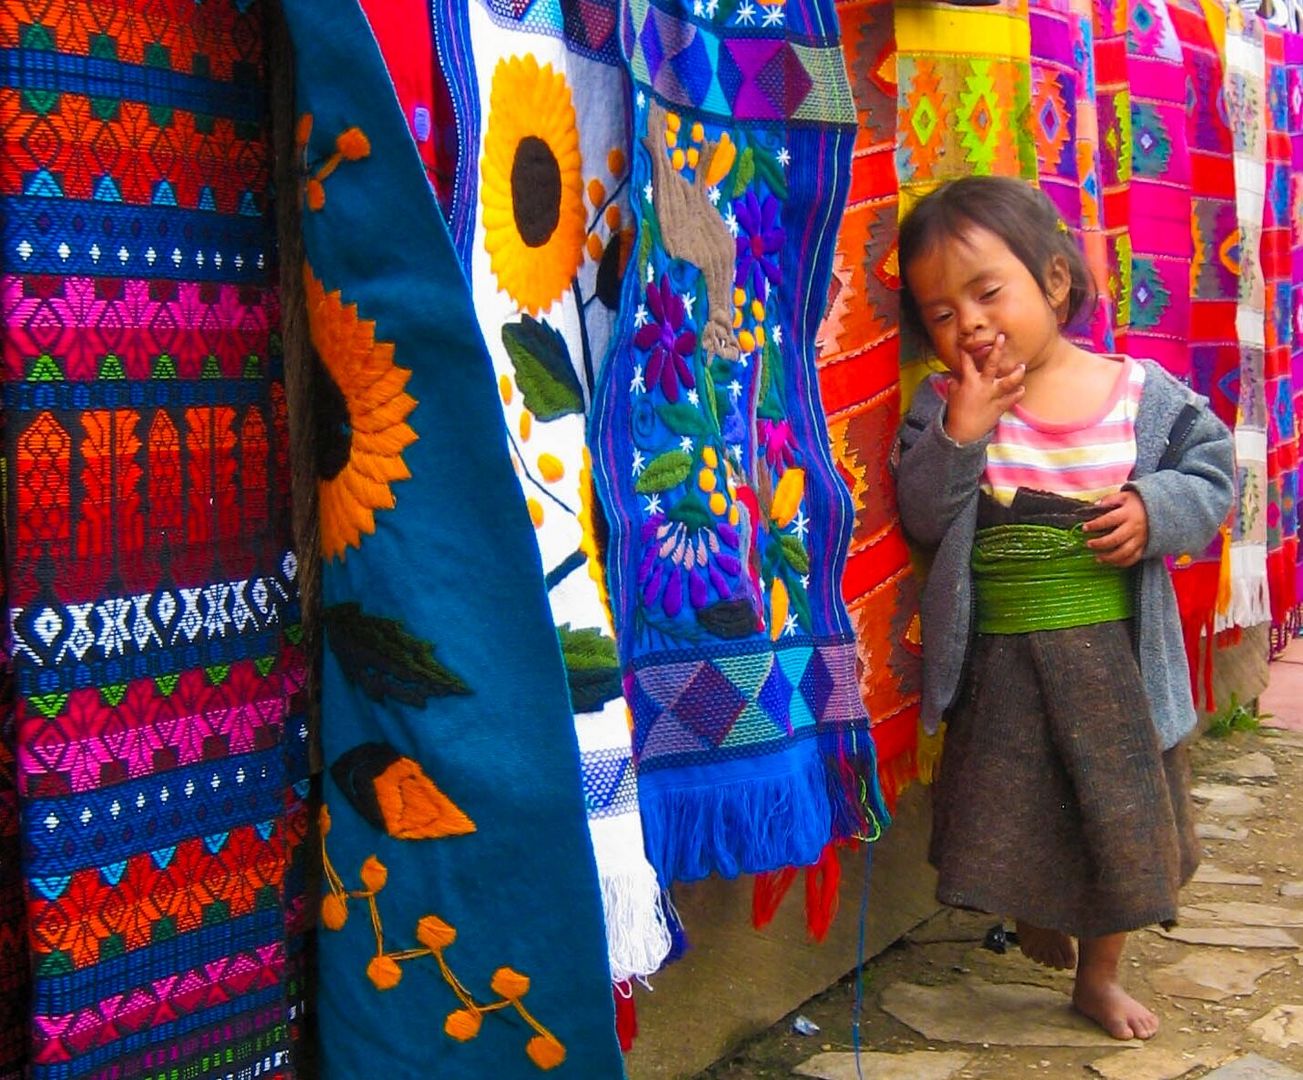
left=646, top=262, right=656, bottom=283
left=632, top=449, right=646, bottom=476
left=782, top=613, right=798, bottom=637
left=679, top=435, right=695, bottom=453
left=723, top=208, right=740, bottom=238
left=708, top=186, right=721, bottom=205
left=682, top=292, right=696, bottom=318
left=706, top=0, right=719, bottom=14
left=644, top=181, right=654, bottom=202
left=777, top=146, right=791, bottom=166
left=634, top=303, right=650, bottom=328
left=728, top=379, right=743, bottom=402
left=730, top=443, right=744, bottom=461
left=645, top=494, right=663, bottom=514
left=686, top=389, right=700, bottom=405
left=735, top=0, right=756, bottom=23
left=637, top=90, right=647, bottom=107
left=630, top=364, right=646, bottom=393
left=694, top=0, right=704, bottom=13
left=792, top=508, right=810, bottom=541
left=800, top=574, right=810, bottom=590
left=761, top=3, right=784, bottom=25
left=772, top=325, right=783, bottom=346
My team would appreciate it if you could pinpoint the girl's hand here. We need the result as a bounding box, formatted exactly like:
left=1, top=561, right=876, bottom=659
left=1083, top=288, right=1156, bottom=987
left=1084, top=490, right=1149, bottom=566
left=943, top=333, right=1025, bottom=445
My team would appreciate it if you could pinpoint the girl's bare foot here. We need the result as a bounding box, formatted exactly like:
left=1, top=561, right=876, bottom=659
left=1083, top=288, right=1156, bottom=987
left=1072, top=970, right=1158, bottom=1040
left=1015, top=921, right=1076, bottom=970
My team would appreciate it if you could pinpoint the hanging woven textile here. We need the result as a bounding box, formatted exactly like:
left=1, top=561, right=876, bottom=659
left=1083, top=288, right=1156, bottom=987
left=1029, top=0, right=1113, bottom=349
left=1221, top=5, right=1272, bottom=630
left=0, top=1, right=307, bottom=1075
left=590, top=0, right=889, bottom=886
left=1095, top=0, right=1195, bottom=376
left=278, top=2, right=623, bottom=1076
left=1165, top=0, right=1238, bottom=701
left=1262, top=23, right=1299, bottom=635
left=1288, top=28, right=1303, bottom=641
left=893, top=0, right=1036, bottom=403
left=427, top=0, right=671, bottom=986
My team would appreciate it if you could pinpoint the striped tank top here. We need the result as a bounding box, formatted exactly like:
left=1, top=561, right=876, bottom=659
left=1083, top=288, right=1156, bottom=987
left=934, top=356, right=1146, bottom=505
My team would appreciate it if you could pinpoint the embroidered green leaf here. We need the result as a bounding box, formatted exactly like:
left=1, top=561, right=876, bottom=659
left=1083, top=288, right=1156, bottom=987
left=154, top=673, right=180, bottom=697
left=732, top=145, right=756, bottom=198
left=703, top=367, right=724, bottom=428
left=780, top=534, right=810, bottom=574
left=753, top=147, right=788, bottom=200
left=501, top=316, right=583, bottom=421
left=656, top=402, right=713, bottom=436
left=324, top=602, right=471, bottom=706
left=635, top=449, right=692, bottom=493
left=757, top=335, right=785, bottom=421
left=667, top=493, right=714, bottom=530
left=204, top=663, right=231, bottom=686
left=99, top=684, right=128, bottom=708
left=784, top=566, right=813, bottom=631
left=696, top=599, right=756, bottom=639
left=557, top=624, right=622, bottom=713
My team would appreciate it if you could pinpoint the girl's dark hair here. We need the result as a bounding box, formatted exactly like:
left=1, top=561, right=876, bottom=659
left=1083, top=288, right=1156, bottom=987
left=897, top=176, right=1097, bottom=342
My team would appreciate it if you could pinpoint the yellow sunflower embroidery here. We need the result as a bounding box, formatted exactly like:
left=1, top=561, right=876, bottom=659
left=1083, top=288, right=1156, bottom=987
left=481, top=56, right=586, bottom=315
left=577, top=447, right=612, bottom=625
left=305, top=264, right=419, bottom=561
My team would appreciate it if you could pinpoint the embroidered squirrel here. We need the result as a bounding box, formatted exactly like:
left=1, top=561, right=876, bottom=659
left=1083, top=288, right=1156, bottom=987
left=642, top=101, right=741, bottom=363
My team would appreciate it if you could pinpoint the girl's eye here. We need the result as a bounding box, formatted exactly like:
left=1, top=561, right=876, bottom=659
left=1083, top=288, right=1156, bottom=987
left=980, top=287, right=1001, bottom=301
left=930, top=312, right=952, bottom=325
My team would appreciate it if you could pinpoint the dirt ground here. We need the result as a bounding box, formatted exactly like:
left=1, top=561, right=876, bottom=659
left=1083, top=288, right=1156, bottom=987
left=697, top=721, right=1303, bottom=1080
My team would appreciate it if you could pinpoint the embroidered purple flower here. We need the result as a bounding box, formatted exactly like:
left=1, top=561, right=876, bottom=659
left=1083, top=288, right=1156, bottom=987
left=638, top=514, right=742, bottom=618
left=634, top=277, right=697, bottom=403
left=733, top=191, right=784, bottom=299
left=757, top=418, right=797, bottom=472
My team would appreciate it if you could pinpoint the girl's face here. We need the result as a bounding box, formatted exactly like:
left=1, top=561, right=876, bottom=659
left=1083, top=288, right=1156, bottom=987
left=905, top=224, right=1071, bottom=378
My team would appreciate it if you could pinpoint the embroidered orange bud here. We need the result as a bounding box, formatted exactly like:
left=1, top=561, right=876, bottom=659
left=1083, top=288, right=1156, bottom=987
left=665, top=111, right=681, bottom=132
left=587, top=178, right=606, bottom=207
left=498, top=374, right=513, bottom=405
left=671, top=148, right=685, bottom=171
left=305, top=179, right=325, bottom=211
left=320, top=893, right=347, bottom=931
left=737, top=329, right=756, bottom=353
left=372, top=756, right=476, bottom=840
left=527, top=497, right=544, bottom=528
left=697, top=468, right=717, bottom=493
left=416, top=914, right=457, bottom=951
left=490, top=966, right=531, bottom=999
left=604, top=204, right=622, bottom=230
left=703, top=132, right=737, bottom=188
left=319, top=804, right=332, bottom=837
left=359, top=855, right=388, bottom=893
left=445, top=1008, right=482, bottom=1041
left=295, top=113, right=314, bottom=146
left=770, top=468, right=806, bottom=527
left=366, top=954, right=402, bottom=990
left=538, top=454, right=564, bottom=483
left=586, top=233, right=604, bottom=260
left=607, top=148, right=626, bottom=177
left=519, top=411, right=532, bottom=440
left=709, top=493, right=727, bottom=516
left=702, top=446, right=719, bottom=468
left=687, top=146, right=700, bottom=169
left=525, top=1034, right=566, bottom=1070
left=769, top=577, right=790, bottom=641
left=336, top=127, right=370, bottom=160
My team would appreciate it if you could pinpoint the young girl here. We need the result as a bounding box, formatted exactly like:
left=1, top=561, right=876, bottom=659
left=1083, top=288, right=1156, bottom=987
left=892, top=176, right=1234, bottom=1041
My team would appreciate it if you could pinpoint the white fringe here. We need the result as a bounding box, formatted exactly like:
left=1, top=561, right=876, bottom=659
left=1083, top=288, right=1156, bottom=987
left=1216, top=543, right=1272, bottom=631
left=597, top=860, right=672, bottom=985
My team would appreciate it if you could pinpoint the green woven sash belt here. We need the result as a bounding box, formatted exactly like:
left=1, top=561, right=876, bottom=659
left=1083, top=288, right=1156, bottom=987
left=971, top=523, right=1134, bottom=635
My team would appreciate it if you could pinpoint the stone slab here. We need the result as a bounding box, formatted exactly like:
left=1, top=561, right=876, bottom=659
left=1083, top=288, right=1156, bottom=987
left=1088, top=1046, right=1226, bottom=1080
left=1220, top=752, right=1278, bottom=779
left=794, top=1050, right=973, bottom=1080
left=1280, top=883, right=1303, bottom=899
left=1250, top=1005, right=1303, bottom=1049
left=879, top=977, right=1140, bottom=1048
left=1203, top=1053, right=1303, bottom=1080
left=1151, top=951, right=1286, bottom=1002
left=1193, top=865, right=1265, bottom=886
left=1183, top=902, right=1303, bottom=928
left=1152, top=925, right=1299, bottom=949
left=904, top=907, right=991, bottom=945
left=1191, top=784, right=1265, bottom=817
left=1196, top=823, right=1252, bottom=841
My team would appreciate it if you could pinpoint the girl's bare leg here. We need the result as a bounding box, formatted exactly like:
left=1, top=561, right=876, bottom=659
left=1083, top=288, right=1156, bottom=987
left=1072, top=932, right=1158, bottom=1039
left=1014, top=920, right=1076, bottom=970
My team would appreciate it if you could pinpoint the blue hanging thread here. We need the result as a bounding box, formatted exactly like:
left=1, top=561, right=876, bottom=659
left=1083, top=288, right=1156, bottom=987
left=851, top=839, right=875, bottom=1080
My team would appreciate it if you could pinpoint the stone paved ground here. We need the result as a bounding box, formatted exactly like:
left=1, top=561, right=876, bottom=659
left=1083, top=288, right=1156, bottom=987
left=699, top=638, right=1303, bottom=1080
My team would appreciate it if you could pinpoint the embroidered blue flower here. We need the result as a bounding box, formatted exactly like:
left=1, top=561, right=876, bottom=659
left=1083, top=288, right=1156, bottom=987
left=733, top=191, right=784, bottom=299
left=634, top=277, right=697, bottom=403
left=638, top=514, right=742, bottom=617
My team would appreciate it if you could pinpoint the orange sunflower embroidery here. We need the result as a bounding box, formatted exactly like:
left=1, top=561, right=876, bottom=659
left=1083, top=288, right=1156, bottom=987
left=481, top=56, right=586, bottom=315
left=305, top=264, right=418, bottom=560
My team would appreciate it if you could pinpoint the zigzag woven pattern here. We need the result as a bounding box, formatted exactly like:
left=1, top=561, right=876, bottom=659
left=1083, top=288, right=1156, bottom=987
left=0, top=3, right=304, bottom=1076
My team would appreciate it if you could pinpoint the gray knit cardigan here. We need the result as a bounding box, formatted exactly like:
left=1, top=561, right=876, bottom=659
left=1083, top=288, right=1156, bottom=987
left=892, top=359, right=1234, bottom=750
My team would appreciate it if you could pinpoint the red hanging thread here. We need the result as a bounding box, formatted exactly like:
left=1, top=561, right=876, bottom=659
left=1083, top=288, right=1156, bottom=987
left=751, top=865, right=799, bottom=930
left=613, top=981, right=638, bottom=1053
left=804, top=842, right=842, bottom=943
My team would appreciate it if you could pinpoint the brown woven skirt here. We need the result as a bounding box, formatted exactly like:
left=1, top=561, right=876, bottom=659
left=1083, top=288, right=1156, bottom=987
left=929, top=611, right=1199, bottom=940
